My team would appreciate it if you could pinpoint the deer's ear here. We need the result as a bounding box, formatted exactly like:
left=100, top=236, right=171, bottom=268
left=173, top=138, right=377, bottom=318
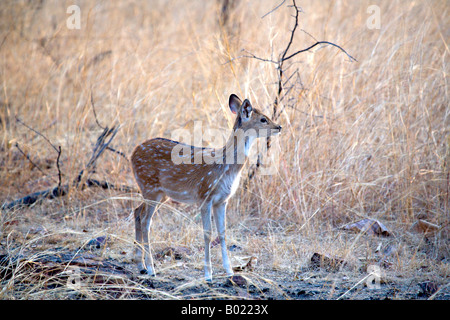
left=241, top=99, right=253, bottom=120
left=229, top=94, right=242, bottom=114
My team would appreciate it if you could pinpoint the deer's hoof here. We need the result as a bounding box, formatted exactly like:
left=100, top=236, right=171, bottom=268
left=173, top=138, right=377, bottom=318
left=140, top=269, right=155, bottom=277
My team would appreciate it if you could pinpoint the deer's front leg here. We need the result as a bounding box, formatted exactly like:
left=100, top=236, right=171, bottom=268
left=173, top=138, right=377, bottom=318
left=201, top=201, right=213, bottom=281
left=213, top=201, right=233, bottom=277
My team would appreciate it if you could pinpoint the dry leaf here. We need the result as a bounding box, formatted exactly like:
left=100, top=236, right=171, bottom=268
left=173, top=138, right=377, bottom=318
left=341, top=218, right=390, bottom=236
left=3, top=220, right=19, bottom=227
left=411, top=219, right=440, bottom=234
left=28, top=225, right=48, bottom=235
left=155, top=246, right=192, bottom=260
left=310, top=252, right=345, bottom=271
left=233, top=256, right=257, bottom=272
left=210, top=236, right=221, bottom=247
left=375, top=242, right=382, bottom=253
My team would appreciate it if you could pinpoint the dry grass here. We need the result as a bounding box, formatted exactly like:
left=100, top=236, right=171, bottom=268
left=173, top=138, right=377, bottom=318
left=0, top=0, right=449, bottom=299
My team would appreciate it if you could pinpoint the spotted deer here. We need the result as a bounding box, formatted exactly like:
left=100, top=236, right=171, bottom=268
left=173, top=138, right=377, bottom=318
left=131, top=94, right=282, bottom=281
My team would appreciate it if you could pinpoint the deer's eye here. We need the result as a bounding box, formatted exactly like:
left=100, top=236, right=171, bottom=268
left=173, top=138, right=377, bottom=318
left=260, top=118, right=267, bottom=123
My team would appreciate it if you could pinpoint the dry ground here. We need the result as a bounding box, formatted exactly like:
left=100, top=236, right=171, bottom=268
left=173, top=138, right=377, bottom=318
left=0, top=0, right=449, bottom=299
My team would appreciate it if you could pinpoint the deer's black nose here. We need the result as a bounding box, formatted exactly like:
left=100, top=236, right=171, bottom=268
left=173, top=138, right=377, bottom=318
left=277, top=125, right=282, bottom=131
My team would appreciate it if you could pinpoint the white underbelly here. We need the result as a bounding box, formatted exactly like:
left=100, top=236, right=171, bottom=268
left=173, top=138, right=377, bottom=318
left=163, top=188, right=198, bottom=204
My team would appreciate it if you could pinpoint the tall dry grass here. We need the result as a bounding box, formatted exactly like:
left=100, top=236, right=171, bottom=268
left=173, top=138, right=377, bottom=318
left=0, top=0, right=448, bottom=299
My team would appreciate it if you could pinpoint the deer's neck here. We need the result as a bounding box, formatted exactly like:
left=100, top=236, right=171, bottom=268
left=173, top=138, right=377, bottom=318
left=219, top=129, right=256, bottom=170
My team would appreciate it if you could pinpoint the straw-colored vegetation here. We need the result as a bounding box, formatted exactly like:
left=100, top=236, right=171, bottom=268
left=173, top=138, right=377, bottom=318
left=0, top=0, right=448, bottom=299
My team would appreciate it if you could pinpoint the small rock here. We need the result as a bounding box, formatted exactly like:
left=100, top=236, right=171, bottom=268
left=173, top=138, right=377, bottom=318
left=87, top=236, right=109, bottom=249
left=226, top=275, right=247, bottom=287
left=296, top=289, right=314, bottom=297
left=228, top=244, right=242, bottom=252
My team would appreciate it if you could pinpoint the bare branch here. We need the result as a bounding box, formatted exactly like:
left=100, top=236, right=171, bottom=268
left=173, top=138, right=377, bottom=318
left=16, top=117, right=63, bottom=192
left=223, top=49, right=278, bottom=65
left=15, top=142, right=50, bottom=178
left=84, top=178, right=137, bottom=193
left=261, top=0, right=286, bottom=19
left=16, top=117, right=59, bottom=153
left=90, top=89, right=128, bottom=161
left=86, top=126, right=121, bottom=171
left=1, top=185, right=68, bottom=210
left=242, top=49, right=278, bottom=64
left=56, top=145, right=62, bottom=191
left=280, top=0, right=302, bottom=63
left=75, top=125, right=121, bottom=187
left=300, top=28, right=319, bottom=42
left=282, top=41, right=357, bottom=62
left=90, top=90, right=105, bottom=130
left=106, top=146, right=129, bottom=161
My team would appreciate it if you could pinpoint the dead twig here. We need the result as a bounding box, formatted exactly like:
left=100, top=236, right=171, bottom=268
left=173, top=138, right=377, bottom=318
left=106, top=146, right=129, bottom=161
left=84, top=178, right=137, bottom=193
left=14, top=142, right=49, bottom=179
left=90, top=90, right=128, bottom=162
left=282, top=40, right=357, bottom=63
left=74, top=125, right=120, bottom=188
left=261, top=0, right=286, bottom=19
left=1, top=185, right=68, bottom=210
left=90, top=91, right=105, bottom=130
left=16, top=117, right=59, bottom=153
left=16, top=117, right=63, bottom=192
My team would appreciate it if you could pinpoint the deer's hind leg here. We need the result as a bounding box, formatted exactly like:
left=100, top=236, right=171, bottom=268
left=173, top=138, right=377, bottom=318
left=134, top=202, right=145, bottom=269
left=201, top=201, right=213, bottom=281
